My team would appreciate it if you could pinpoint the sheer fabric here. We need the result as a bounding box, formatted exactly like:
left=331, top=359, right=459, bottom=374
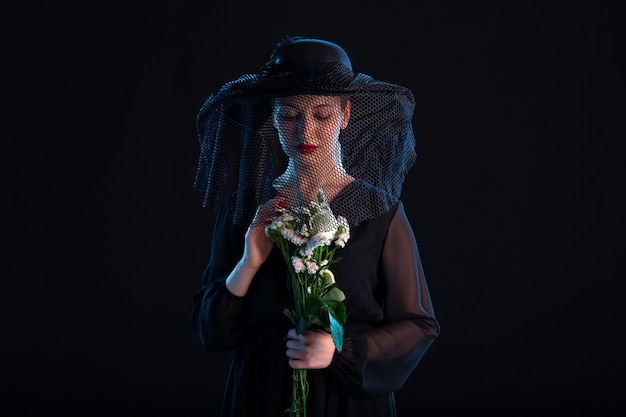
left=190, top=182, right=439, bottom=416
left=194, top=38, right=416, bottom=227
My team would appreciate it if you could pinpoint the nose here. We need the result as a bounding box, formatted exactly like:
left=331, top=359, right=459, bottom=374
left=296, top=114, right=315, bottom=142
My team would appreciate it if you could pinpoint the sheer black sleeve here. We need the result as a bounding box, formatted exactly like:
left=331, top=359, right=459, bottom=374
left=189, top=199, right=250, bottom=352
left=328, top=202, right=440, bottom=396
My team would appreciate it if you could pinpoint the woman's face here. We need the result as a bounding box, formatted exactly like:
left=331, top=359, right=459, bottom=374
left=273, top=95, right=350, bottom=165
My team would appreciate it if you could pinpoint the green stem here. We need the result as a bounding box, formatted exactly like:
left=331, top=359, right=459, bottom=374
left=290, top=368, right=308, bottom=417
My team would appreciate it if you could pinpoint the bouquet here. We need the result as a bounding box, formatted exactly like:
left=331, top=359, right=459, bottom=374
left=265, top=189, right=350, bottom=417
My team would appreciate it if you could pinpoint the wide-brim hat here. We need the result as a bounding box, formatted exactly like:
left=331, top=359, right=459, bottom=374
left=194, top=36, right=417, bottom=226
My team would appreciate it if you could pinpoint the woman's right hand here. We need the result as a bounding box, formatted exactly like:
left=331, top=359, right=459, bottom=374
left=241, top=196, right=286, bottom=269
left=226, top=196, right=286, bottom=296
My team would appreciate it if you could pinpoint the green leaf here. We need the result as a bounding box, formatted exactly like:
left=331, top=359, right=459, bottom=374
left=283, top=308, right=297, bottom=326
left=313, top=307, right=330, bottom=327
left=309, top=316, right=326, bottom=328
left=329, top=256, right=343, bottom=265
left=304, top=294, right=323, bottom=316
left=327, top=300, right=347, bottom=325
left=329, top=312, right=344, bottom=352
left=322, top=287, right=346, bottom=303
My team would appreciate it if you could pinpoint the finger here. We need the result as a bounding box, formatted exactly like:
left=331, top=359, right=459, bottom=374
left=289, top=358, right=306, bottom=369
left=276, top=196, right=287, bottom=209
left=287, top=328, right=302, bottom=340
left=285, top=339, right=302, bottom=350
left=285, top=347, right=302, bottom=359
left=251, top=198, right=287, bottom=227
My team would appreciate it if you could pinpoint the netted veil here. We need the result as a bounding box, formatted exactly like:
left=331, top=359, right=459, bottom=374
left=194, top=36, right=417, bottom=226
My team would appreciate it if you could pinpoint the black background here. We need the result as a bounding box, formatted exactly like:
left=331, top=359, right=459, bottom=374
left=3, top=1, right=624, bottom=416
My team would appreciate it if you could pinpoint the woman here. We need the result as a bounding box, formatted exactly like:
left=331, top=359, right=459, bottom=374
left=190, top=36, right=440, bottom=417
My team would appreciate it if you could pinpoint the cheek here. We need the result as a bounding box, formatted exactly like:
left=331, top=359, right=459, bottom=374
left=277, top=125, right=297, bottom=153
left=276, top=122, right=293, bottom=139
left=315, top=127, right=341, bottom=155
left=278, top=134, right=291, bottom=152
left=317, top=121, right=341, bottom=141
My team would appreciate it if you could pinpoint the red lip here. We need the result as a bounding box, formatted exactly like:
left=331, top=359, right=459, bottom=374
left=296, top=144, right=318, bottom=154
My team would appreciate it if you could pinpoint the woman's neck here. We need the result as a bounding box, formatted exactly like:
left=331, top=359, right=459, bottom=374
left=274, top=161, right=354, bottom=204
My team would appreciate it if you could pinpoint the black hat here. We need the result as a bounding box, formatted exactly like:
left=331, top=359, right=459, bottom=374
left=194, top=36, right=416, bottom=226
left=262, top=37, right=353, bottom=74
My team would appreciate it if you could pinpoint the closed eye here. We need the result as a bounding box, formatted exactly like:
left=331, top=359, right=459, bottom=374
left=278, top=111, right=299, bottom=119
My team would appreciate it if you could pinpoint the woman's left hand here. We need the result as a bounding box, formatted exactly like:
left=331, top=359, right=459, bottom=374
left=285, top=328, right=336, bottom=369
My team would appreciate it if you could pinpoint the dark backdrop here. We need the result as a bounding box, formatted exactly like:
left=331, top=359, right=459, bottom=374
left=4, top=1, right=623, bottom=416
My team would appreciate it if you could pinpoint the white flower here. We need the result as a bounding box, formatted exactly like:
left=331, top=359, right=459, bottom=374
left=299, top=223, right=310, bottom=238
left=282, top=212, right=296, bottom=222
left=282, top=228, right=308, bottom=246
left=334, top=232, right=350, bottom=248
left=337, top=215, right=349, bottom=230
left=295, top=206, right=311, bottom=218
left=291, top=256, right=306, bottom=273
left=306, top=260, right=319, bottom=274
left=334, top=216, right=350, bottom=247
left=267, top=219, right=282, bottom=230
left=320, top=268, right=335, bottom=283
left=318, top=231, right=334, bottom=245
left=299, top=248, right=313, bottom=259
left=299, top=232, right=332, bottom=258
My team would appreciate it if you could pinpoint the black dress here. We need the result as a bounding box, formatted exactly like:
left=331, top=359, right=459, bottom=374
left=190, top=181, right=440, bottom=417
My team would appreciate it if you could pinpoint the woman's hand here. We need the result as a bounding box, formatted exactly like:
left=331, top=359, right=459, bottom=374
left=241, top=196, right=286, bottom=269
left=285, top=328, right=336, bottom=369
left=241, top=226, right=273, bottom=270
left=226, top=196, right=286, bottom=296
